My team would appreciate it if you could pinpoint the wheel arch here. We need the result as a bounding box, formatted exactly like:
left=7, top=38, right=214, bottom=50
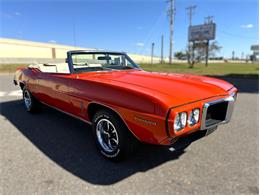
left=87, top=102, right=140, bottom=141
left=19, top=82, right=25, bottom=90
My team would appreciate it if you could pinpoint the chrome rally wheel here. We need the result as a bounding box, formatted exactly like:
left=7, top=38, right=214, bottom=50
left=23, top=89, right=32, bottom=111
left=22, top=87, right=39, bottom=113
left=96, top=118, right=119, bottom=153
left=92, top=110, right=138, bottom=161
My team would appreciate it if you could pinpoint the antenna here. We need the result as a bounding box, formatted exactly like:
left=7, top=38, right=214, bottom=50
left=73, top=22, right=77, bottom=48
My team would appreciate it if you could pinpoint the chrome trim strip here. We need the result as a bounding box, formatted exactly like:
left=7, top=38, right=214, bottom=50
left=40, top=102, right=92, bottom=125
left=200, top=95, right=236, bottom=130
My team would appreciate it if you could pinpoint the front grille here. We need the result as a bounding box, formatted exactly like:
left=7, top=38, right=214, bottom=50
left=200, top=95, right=235, bottom=130
left=205, top=101, right=228, bottom=127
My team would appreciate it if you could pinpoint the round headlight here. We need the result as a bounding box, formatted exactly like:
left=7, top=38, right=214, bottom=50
left=188, top=108, right=200, bottom=126
left=174, top=112, right=187, bottom=131
left=180, top=112, right=187, bottom=127
left=174, top=114, right=181, bottom=131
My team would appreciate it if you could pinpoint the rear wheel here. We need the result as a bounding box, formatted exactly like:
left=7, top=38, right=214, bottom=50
left=22, top=87, right=39, bottom=113
left=92, top=110, right=138, bottom=161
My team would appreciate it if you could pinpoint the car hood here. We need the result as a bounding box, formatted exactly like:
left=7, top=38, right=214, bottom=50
left=79, top=70, right=234, bottom=106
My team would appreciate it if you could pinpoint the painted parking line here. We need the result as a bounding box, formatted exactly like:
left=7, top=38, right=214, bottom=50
left=0, top=91, right=7, bottom=97
left=0, top=90, right=22, bottom=97
left=8, top=90, right=22, bottom=97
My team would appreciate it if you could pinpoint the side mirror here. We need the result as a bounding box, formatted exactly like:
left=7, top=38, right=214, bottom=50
left=65, top=58, right=68, bottom=63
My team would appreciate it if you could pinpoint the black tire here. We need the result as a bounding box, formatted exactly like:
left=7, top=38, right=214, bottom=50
left=92, top=110, right=138, bottom=161
left=22, top=87, right=40, bottom=113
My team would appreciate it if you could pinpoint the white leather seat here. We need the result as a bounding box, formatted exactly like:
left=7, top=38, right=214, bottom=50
left=29, top=63, right=70, bottom=74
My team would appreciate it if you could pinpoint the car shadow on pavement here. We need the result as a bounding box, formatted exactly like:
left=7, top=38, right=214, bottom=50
left=209, top=74, right=258, bottom=93
left=1, top=100, right=194, bottom=185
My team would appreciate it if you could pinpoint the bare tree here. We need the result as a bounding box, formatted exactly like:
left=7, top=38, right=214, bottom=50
left=187, top=41, right=222, bottom=68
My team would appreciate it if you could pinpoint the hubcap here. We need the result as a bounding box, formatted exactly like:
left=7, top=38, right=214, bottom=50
left=24, top=90, right=31, bottom=110
left=96, top=119, right=119, bottom=153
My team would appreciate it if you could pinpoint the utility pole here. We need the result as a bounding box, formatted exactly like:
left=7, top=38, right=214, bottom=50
left=204, top=16, right=214, bottom=24
left=241, top=52, right=244, bottom=60
left=151, top=42, right=155, bottom=64
left=186, top=5, right=197, bottom=26
left=205, top=40, right=209, bottom=67
left=161, top=35, right=164, bottom=64
left=168, top=0, right=175, bottom=64
left=204, top=16, right=214, bottom=67
left=186, top=5, right=196, bottom=67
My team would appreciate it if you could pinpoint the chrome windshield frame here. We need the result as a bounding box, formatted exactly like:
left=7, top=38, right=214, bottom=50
left=66, top=50, right=141, bottom=74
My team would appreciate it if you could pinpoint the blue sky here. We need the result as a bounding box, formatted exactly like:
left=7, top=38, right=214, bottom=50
left=0, top=0, right=259, bottom=58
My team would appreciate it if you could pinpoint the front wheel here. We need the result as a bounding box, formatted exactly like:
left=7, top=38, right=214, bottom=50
left=92, top=110, right=138, bottom=161
left=22, top=87, right=39, bottom=113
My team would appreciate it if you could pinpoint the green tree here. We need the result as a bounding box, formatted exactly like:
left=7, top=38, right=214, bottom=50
left=174, top=51, right=187, bottom=60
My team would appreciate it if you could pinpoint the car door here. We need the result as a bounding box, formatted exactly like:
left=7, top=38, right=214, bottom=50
left=66, top=73, right=92, bottom=120
left=37, top=72, right=72, bottom=113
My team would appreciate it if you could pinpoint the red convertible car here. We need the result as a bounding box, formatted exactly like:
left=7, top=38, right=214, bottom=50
left=14, top=50, right=237, bottom=160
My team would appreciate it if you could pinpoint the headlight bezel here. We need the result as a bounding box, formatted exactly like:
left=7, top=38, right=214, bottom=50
left=173, top=108, right=200, bottom=132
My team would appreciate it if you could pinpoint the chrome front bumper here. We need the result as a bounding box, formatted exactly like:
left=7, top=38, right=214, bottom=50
left=200, top=94, right=236, bottom=130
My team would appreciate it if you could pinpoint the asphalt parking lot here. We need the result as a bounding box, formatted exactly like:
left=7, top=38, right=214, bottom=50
left=0, top=74, right=258, bottom=195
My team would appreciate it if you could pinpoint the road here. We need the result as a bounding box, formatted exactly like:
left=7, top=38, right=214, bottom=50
left=0, top=74, right=258, bottom=195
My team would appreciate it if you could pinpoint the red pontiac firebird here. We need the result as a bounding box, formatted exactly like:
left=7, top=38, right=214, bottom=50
left=14, top=50, right=237, bottom=161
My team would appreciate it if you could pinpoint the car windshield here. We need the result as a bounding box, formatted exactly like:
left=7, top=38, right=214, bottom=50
left=71, top=52, right=140, bottom=73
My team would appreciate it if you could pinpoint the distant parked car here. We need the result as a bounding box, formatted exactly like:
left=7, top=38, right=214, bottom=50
left=14, top=50, right=237, bottom=161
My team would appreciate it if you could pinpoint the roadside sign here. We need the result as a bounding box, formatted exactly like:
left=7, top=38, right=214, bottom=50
left=193, top=42, right=207, bottom=48
left=188, top=23, right=216, bottom=42
left=251, top=45, right=259, bottom=51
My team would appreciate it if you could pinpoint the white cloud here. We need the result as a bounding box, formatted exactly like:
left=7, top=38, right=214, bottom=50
left=240, top=24, right=254, bottom=29
left=14, top=12, right=21, bottom=16
left=48, top=40, right=57, bottom=43
left=0, top=12, right=12, bottom=19
left=136, top=42, right=144, bottom=47
left=0, top=11, right=21, bottom=19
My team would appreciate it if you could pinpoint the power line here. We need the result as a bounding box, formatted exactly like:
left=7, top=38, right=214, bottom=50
left=137, top=7, right=167, bottom=56
left=219, top=30, right=258, bottom=40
